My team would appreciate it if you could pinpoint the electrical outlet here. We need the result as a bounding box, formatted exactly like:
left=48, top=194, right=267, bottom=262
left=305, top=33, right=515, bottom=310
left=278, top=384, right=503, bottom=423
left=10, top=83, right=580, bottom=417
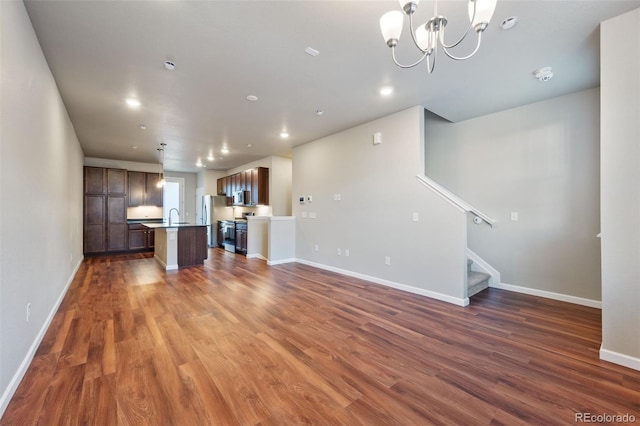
left=301, top=211, right=307, bottom=218
left=385, top=256, right=391, bottom=265
left=345, top=249, right=350, bottom=257
left=337, top=248, right=342, bottom=256
left=511, top=211, right=519, bottom=221
left=26, top=303, right=31, bottom=322
left=309, top=212, right=317, bottom=219
left=334, top=193, right=342, bottom=201
left=412, top=212, right=419, bottom=222
left=314, top=244, right=319, bottom=252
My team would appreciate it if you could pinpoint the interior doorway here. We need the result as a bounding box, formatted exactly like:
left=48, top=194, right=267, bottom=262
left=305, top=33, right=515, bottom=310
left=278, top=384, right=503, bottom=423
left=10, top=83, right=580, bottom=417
left=163, top=177, right=185, bottom=222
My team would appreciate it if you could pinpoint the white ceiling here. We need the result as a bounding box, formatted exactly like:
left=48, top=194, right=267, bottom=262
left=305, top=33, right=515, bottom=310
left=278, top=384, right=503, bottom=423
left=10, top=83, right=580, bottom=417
left=23, top=0, right=640, bottom=173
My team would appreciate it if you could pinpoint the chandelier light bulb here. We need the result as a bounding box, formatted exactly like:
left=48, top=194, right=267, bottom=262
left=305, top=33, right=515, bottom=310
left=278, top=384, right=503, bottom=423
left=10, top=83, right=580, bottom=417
left=468, top=0, right=497, bottom=32
left=380, top=11, right=404, bottom=46
left=415, top=25, right=430, bottom=51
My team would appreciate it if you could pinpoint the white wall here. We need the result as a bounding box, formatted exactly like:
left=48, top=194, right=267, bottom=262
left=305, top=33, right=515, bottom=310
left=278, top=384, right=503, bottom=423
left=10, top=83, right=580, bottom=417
left=600, top=8, right=640, bottom=370
left=293, top=106, right=468, bottom=305
left=0, top=1, right=84, bottom=414
left=425, top=89, right=602, bottom=304
left=197, top=169, right=226, bottom=196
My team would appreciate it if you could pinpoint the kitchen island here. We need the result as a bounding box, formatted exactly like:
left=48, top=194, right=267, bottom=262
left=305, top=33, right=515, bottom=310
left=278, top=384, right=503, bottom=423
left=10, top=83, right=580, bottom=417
left=142, top=223, right=207, bottom=270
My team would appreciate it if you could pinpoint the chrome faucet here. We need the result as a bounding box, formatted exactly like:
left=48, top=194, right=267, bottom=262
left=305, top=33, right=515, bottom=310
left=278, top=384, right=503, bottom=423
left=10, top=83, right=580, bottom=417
left=168, top=208, right=180, bottom=226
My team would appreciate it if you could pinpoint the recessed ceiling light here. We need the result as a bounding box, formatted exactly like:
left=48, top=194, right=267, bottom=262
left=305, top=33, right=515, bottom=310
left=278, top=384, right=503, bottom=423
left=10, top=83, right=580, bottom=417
left=246, top=95, right=258, bottom=102
left=221, top=147, right=229, bottom=154
left=139, top=124, right=147, bottom=130
left=207, top=155, right=214, bottom=161
left=500, top=16, right=518, bottom=30
left=125, top=98, right=141, bottom=108
left=379, top=86, right=394, bottom=96
left=131, top=145, right=137, bottom=150
left=247, top=144, right=252, bottom=148
left=163, top=60, right=176, bottom=71
left=304, top=46, right=320, bottom=57
left=280, top=132, right=289, bottom=139
left=316, top=109, right=324, bottom=116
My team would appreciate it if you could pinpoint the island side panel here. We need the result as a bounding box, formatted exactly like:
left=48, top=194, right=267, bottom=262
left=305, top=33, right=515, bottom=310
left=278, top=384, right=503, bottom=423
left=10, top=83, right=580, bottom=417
left=177, top=226, right=207, bottom=267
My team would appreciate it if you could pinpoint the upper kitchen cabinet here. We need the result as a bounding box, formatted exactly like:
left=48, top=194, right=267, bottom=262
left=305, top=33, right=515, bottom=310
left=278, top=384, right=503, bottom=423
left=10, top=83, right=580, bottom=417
left=128, top=171, right=163, bottom=207
left=107, top=168, right=127, bottom=194
left=145, top=174, right=163, bottom=206
left=84, top=166, right=106, bottom=194
left=249, top=167, right=269, bottom=206
left=128, top=171, right=146, bottom=205
left=216, top=167, right=269, bottom=206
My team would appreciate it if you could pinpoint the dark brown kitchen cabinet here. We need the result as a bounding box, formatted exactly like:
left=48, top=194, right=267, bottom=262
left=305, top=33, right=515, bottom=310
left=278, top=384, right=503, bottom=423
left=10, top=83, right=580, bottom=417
left=128, top=171, right=163, bottom=206
left=84, top=167, right=106, bottom=194
left=177, top=227, right=208, bottom=267
left=250, top=167, right=269, bottom=206
left=215, top=167, right=269, bottom=206
left=145, top=174, right=163, bottom=206
left=83, top=166, right=128, bottom=255
left=107, top=195, right=127, bottom=251
left=128, top=223, right=154, bottom=251
left=107, top=168, right=127, bottom=194
left=84, top=194, right=106, bottom=253
left=128, top=171, right=146, bottom=206
left=231, top=173, right=239, bottom=194
left=217, top=177, right=225, bottom=195
left=235, top=222, right=247, bottom=255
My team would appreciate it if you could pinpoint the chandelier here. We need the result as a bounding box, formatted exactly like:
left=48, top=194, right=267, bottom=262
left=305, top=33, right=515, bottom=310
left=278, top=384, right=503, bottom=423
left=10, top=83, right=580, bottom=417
left=379, top=0, right=497, bottom=73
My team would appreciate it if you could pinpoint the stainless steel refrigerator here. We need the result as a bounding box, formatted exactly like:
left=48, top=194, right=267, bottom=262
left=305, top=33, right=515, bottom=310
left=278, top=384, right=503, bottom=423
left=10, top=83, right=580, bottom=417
left=201, top=195, right=232, bottom=247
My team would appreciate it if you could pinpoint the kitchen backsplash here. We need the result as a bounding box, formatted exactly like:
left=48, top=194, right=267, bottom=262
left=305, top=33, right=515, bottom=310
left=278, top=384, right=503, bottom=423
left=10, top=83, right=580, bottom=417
left=127, top=206, right=163, bottom=220
left=233, top=205, right=272, bottom=217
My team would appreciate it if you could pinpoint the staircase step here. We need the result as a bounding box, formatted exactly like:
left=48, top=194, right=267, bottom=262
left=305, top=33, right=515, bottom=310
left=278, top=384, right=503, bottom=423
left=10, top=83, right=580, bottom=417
left=468, top=271, right=490, bottom=297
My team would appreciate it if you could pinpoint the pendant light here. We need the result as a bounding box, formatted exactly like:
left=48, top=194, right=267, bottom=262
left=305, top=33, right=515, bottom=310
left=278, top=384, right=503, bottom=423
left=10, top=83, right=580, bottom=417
left=156, top=143, right=166, bottom=188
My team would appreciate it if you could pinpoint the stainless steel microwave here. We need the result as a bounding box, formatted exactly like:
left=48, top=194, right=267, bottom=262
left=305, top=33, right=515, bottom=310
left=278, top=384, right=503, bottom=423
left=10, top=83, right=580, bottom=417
left=233, top=190, right=247, bottom=205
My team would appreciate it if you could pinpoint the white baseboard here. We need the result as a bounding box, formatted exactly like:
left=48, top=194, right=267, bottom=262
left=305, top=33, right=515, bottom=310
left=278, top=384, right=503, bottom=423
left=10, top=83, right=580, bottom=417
left=294, top=258, right=469, bottom=307
left=492, top=282, right=602, bottom=309
left=0, top=257, right=84, bottom=417
left=154, top=255, right=177, bottom=271
left=267, top=257, right=296, bottom=266
left=600, top=345, right=640, bottom=371
left=246, top=253, right=267, bottom=261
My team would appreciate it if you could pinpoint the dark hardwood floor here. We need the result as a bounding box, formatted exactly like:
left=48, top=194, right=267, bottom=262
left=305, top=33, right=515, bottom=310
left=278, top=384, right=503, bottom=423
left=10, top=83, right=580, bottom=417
left=2, top=250, right=639, bottom=425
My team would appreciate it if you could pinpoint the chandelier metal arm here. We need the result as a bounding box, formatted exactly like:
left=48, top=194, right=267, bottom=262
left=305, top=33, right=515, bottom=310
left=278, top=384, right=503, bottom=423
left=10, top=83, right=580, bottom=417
left=439, top=0, right=476, bottom=49
left=426, top=45, right=436, bottom=74
left=391, top=46, right=430, bottom=69
left=408, top=13, right=427, bottom=53
left=441, top=31, right=482, bottom=61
